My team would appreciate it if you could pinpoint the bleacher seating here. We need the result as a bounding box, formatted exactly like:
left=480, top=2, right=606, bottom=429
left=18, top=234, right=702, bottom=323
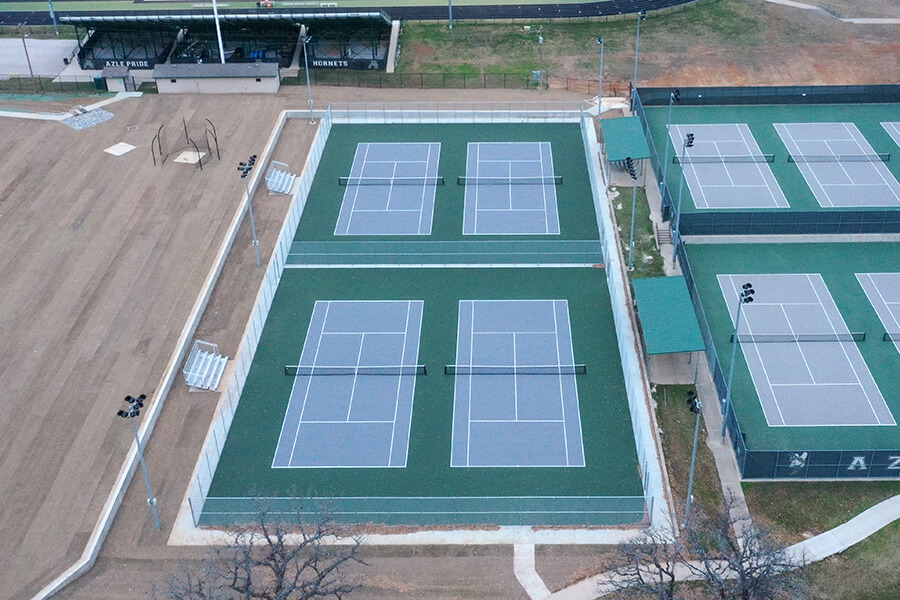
left=183, top=340, right=228, bottom=391
left=266, top=162, right=297, bottom=195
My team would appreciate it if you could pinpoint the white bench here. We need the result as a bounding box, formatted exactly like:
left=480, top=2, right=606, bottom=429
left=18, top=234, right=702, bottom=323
left=183, top=340, right=228, bottom=391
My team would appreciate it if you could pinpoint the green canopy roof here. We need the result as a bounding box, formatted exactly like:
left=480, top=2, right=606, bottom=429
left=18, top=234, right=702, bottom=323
left=632, top=276, right=705, bottom=355
left=601, top=116, right=652, bottom=162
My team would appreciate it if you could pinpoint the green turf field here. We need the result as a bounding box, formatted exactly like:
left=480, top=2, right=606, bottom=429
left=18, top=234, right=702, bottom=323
left=643, top=103, right=900, bottom=214
left=199, top=121, right=644, bottom=526
left=685, top=242, right=900, bottom=452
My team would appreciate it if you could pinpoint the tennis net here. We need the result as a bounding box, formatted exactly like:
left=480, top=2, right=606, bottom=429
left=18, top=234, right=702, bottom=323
left=788, top=153, right=890, bottom=163
left=338, top=176, right=444, bottom=186
left=730, top=332, right=865, bottom=343
left=444, top=364, right=586, bottom=375
left=673, top=154, right=776, bottom=165
left=284, top=365, right=427, bottom=376
left=457, top=176, right=563, bottom=186
left=882, top=333, right=900, bottom=342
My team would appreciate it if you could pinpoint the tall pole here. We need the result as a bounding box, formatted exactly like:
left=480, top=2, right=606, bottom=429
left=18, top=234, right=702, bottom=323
left=671, top=132, right=693, bottom=267
left=117, top=395, right=161, bottom=531
left=301, top=35, right=315, bottom=123
left=684, top=395, right=702, bottom=527
left=211, top=0, right=226, bottom=64
left=722, top=284, right=754, bottom=439
left=243, top=177, right=262, bottom=267
left=448, top=0, right=453, bottom=29
left=48, top=0, right=59, bottom=35
left=660, top=90, right=679, bottom=193
left=21, top=31, right=36, bottom=93
left=538, top=30, right=544, bottom=88
left=631, top=11, right=645, bottom=110
left=596, top=37, right=605, bottom=115
left=625, top=157, right=638, bottom=272
left=131, top=418, right=161, bottom=531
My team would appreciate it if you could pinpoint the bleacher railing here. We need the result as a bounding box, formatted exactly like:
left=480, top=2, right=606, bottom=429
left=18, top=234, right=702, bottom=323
left=329, top=101, right=585, bottom=124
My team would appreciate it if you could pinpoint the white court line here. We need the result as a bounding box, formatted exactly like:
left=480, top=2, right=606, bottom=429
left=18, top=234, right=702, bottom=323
left=470, top=419, right=565, bottom=423
left=726, top=277, right=788, bottom=426
left=782, top=125, right=834, bottom=207
left=552, top=300, right=570, bottom=465
left=858, top=272, right=900, bottom=355
left=779, top=304, right=816, bottom=383
left=737, top=124, right=782, bottom=203
left=289, top=302, right=332, bottom=464
left=805, top=273, right=884, bottom=423
left=843, top=123, right=898, bottom=195
left=345, top=144, right=373, bottom=231
left=386, top=302, right=412, bottom=466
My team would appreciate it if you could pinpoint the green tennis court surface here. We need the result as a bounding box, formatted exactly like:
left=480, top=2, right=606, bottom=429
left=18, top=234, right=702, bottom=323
left=685, top=242, right=900, bottom=455
left=643, top=103, right=900, bottom=214
left=200, top=122, right=644, bottom=526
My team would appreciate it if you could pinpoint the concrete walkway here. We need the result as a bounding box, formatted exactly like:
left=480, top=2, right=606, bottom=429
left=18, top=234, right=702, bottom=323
left=762, top=0, right=900, bottom=23
left=0, top=91, right=142, bottom=121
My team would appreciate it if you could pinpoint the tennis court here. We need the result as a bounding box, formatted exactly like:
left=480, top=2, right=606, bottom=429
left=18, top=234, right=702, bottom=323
left=462, top=142, right=560, bottom=235
left=272, top=300, right=423, bottom=468
left=718, top=273, right=894, bottom=427
left=334, top=142, right=441, bottom=235
left=883, top=122, right=900, bottom=148
left=450, top=300, right=584, bottom=468
left=774, top=122, right=900, bottom=207
left=857, top=273, right=900, bottom=353
left=668, top=123, right=788, bottom=209
left=194, top=121, right=646, bottom=527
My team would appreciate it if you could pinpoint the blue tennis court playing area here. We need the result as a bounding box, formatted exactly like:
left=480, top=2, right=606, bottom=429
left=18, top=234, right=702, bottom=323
left=774, top=122, right=900, bottom=207
left=272, top=300, right=424, bottom=468
left=334, top=142, right=441, bottom=236
left=668, top=123, right=788, bottom=209
left=450, top=300, right=584, bottom=468
left=463, top=142, right=560, bottom=235
left=718, top=274, right=894, bottom=427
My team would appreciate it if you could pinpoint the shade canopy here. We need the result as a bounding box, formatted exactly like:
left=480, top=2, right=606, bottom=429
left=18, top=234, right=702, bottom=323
left=632, top=276, right=705, bottom=355
left=601, top=116, right=652, bottom=162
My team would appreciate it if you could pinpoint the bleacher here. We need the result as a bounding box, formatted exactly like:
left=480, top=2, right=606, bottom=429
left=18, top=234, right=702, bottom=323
left=266, top=161, right=297, bottom=195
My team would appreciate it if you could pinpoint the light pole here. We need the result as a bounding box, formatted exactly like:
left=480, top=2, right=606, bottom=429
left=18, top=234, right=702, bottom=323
left=116, top=395, right=161, bottom=531
left=239, top=155, right=262, bottom=267
left=671, top=132, right=694, bottom=266
left=538, top=29, right=544, bottom=88
left=684, top=389, right=701, bottom=527
left=722, top=282, right=755, bottom=440
left=301, top=34, right=315, bottom=123
left=596, top=37, right=605, bottom=115
left=19, top=29, right=36, bottom=93
left=625, top=156, right=639, bottom=271
left=659, top=89, right=680, bottom=194
left=631, top=11, right=646, bottom=110
left=48, top=0, right=59, bottom=35
left=448, top=0, right=453, bottom=29
left=211, top=0, right=226, bottom=64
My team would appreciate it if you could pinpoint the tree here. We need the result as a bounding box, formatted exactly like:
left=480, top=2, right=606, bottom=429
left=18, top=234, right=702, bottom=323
left=155, top=502, right=365, bottom=600
left=600, top=493, right=807, bottom=600
left=600, top=525, right=684, bottom=599
left=683, top=492, right=807, bottom=600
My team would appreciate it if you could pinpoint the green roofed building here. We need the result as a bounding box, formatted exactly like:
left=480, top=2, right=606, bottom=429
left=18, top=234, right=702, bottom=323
left=632, top=275, right=705, bottom=384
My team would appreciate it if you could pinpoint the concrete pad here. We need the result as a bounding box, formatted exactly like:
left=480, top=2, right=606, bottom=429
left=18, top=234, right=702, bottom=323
left=0, top=39, right=78, bottom=78
left=105, top=142, right=136, bottom=156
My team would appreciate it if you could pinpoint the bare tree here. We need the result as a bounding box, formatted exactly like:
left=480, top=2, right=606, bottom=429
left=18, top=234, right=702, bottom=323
left=600, top=525, right=684, bottom=600
left=600, top=493, right=807, bottom=600
left=155, top=503, right=364, bottom=600
left=683, top=493, right=807, bottom=600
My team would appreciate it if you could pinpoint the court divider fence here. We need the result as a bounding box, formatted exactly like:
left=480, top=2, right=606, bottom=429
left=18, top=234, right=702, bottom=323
left=633, top=86, right=900, bottom=235
left=183, top=106, right=334, bottom=527
left=180, top=103, right=671, bottom=529
left=676, top=238, right=900, bottom=479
